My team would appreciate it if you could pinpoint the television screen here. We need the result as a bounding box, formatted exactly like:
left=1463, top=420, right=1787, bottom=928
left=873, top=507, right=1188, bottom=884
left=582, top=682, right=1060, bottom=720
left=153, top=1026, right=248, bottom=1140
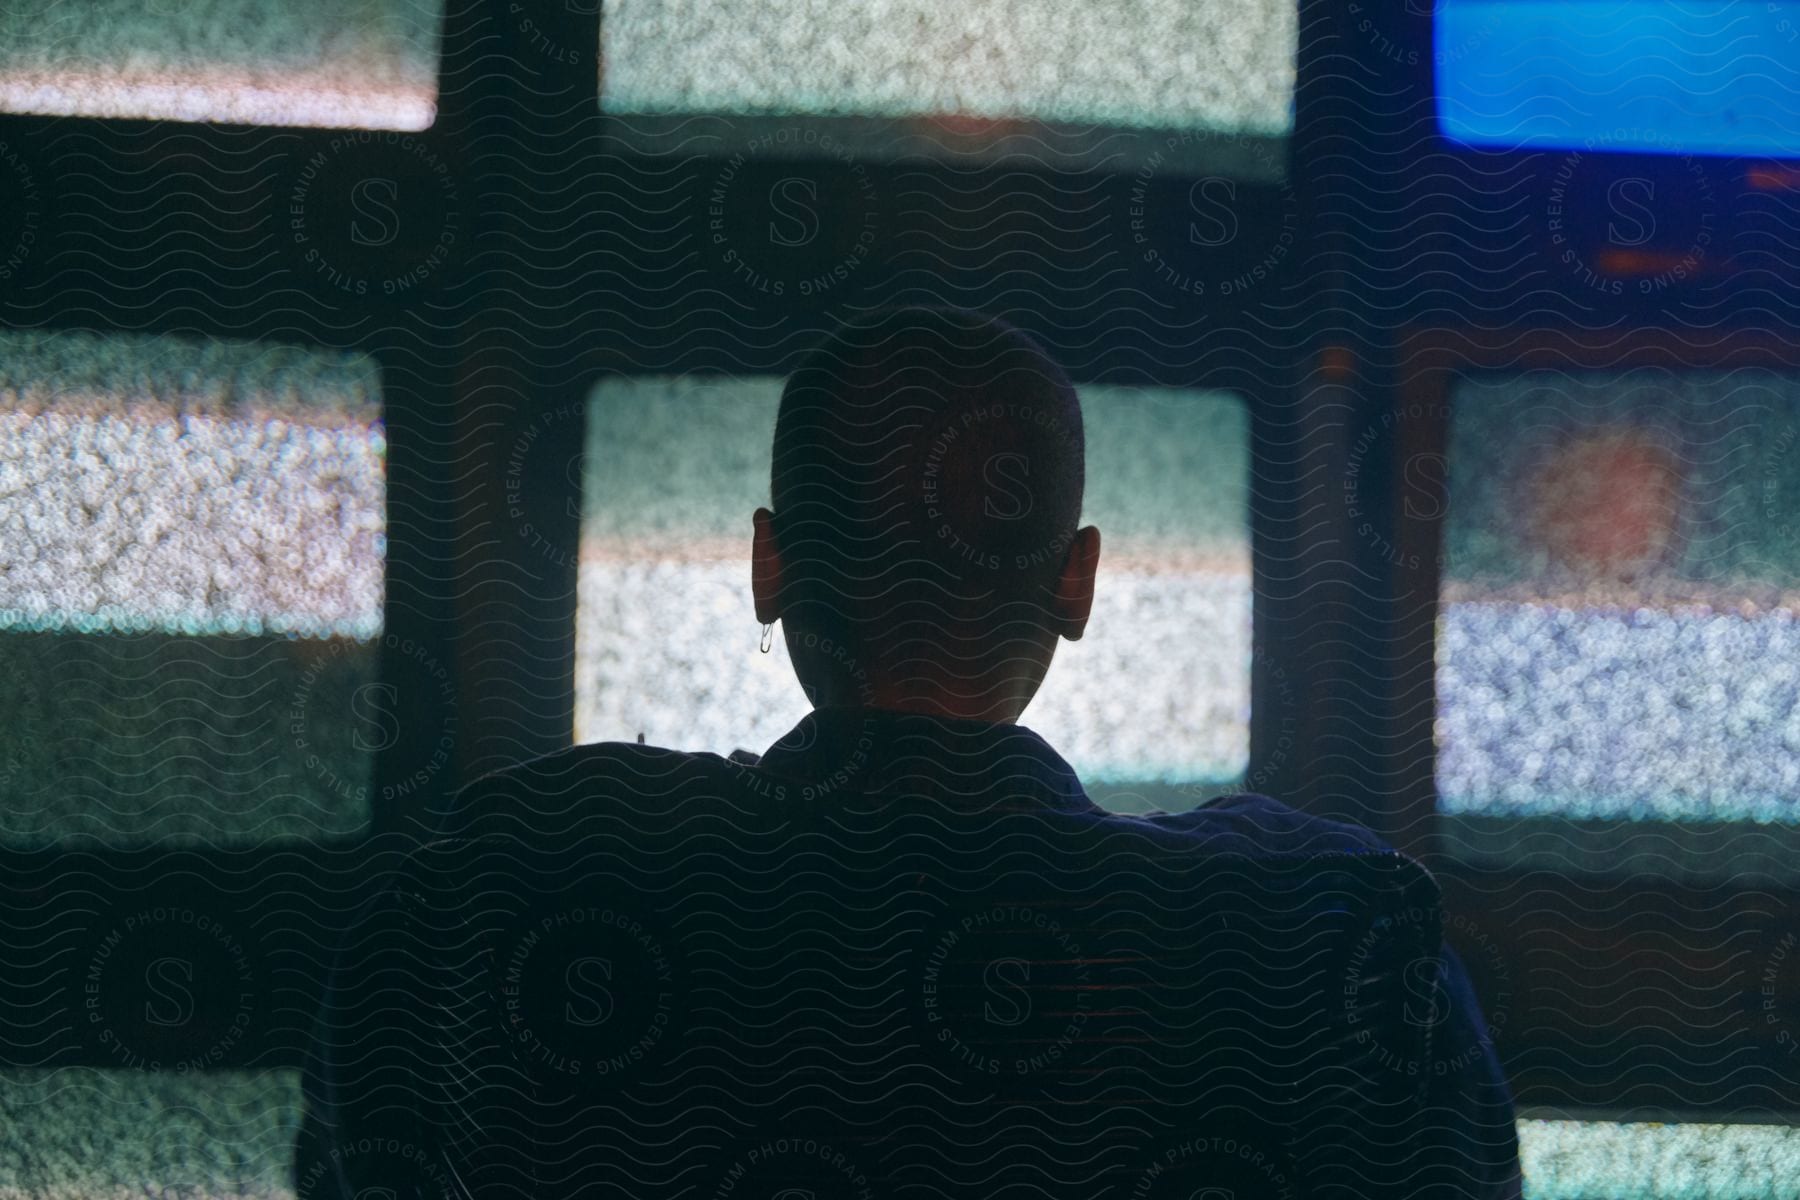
left=0, top=0, right=442, bottom=129
left=598, top=0, right=1294, bottom=176
left=0, top=1067, right=304, bottom=1198
left=0, top=329, right=386, bottom=844
left=1436, top=0, right=1800, bottom=158
left=1516, top=1117, right=1800, bottom=1200
left=576, top=375, right=1252, bottom=810
left=1436, top=367, right=1800, bottom=830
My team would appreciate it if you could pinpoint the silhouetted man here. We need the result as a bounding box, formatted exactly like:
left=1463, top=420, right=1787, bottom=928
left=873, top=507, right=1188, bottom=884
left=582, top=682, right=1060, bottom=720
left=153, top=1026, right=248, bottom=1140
left=743, top=306, right=1519, bottom=1199
left=299, top=306, right=1521, bottom=1199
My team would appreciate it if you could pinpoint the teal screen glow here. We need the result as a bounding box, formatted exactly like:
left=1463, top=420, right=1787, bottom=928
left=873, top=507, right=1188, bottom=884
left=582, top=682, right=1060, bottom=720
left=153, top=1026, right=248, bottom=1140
left=1517, top=1118, right=1800, bottom=1200
left=0, top=1067, right=304, bottom=1198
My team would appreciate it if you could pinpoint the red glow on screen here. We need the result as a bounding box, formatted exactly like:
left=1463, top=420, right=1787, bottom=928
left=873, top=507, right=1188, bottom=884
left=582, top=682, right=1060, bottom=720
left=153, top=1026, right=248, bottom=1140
left=914, top=111, right=1031, bottom=145
left=1525, top=431, right=1683, bottom=577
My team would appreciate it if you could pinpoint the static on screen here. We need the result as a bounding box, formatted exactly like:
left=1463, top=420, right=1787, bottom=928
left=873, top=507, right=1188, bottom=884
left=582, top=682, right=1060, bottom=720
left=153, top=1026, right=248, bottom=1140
left=0, top=1067, right=303, bottom=1198
left=0, top=0, right=442, bottom=129
left=598, top=0, right=1293, bottom=172
left=1437, top=368, right=1800, bottom=826
left=576, top=375, right=1251, bottom=802
left=0, top=329, right=386, bottom=845
left=1516, top=1118, right=1800, bottom=1200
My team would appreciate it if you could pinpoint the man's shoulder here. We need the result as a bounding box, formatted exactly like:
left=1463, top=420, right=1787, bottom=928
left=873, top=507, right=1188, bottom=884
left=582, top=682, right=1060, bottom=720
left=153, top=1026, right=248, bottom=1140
left=482, top=739, right=733, bottom=785
left=1116, top=791, right=1399, bottom=859
left=437, top=740, right=739, bottom=836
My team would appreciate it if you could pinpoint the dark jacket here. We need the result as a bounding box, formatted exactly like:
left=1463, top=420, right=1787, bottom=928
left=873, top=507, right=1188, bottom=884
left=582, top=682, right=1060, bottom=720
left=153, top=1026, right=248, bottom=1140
left=297, top=707, right=1521, bottom=1199
left=749, top=708, right=1522, bottom=1200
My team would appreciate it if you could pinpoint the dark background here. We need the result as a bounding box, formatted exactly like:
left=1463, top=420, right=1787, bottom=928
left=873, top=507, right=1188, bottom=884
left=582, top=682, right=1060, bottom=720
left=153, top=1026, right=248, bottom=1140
left=0, top=0, right=1796, bottom=1163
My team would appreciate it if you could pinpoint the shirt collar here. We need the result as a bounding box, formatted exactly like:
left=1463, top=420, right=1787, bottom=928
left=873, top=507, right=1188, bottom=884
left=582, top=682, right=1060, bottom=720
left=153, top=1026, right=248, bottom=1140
left=755, top=706, right=1097, bottom=816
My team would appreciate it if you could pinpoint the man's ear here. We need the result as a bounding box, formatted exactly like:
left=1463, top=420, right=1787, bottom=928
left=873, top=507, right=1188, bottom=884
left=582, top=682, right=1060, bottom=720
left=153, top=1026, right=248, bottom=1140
left=752, top=507, right=784, bottom=625
left=1051, top=525, right=1101, bottom=641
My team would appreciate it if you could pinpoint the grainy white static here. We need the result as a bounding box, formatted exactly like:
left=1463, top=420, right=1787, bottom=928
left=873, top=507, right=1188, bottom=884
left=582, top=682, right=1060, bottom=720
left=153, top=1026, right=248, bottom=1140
left=0, top=1067, right=302, bottom=1199
left=601, top=0, right=1294, bottom=135
left=0, top=0, right=441, bottom=128
left=576, top=558, right=1250, bottom=784
left=0, top=329, right=384, bottom=639
left=576, top=375, right=1252, bottom=786
left=1517, top=1118, right=1800, bottom=1200
left=1439, top=603, right=1800, bottom=823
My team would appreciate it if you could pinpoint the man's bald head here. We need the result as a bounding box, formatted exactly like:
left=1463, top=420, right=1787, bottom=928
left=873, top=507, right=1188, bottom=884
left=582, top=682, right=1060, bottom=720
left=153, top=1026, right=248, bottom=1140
left=766, top=306, right=1086, bottom=653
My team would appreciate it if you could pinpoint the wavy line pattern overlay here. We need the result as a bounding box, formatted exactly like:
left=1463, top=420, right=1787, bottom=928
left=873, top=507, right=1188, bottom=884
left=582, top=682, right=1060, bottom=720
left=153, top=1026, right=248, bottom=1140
left=0, top=0, right=1796, bottom=1196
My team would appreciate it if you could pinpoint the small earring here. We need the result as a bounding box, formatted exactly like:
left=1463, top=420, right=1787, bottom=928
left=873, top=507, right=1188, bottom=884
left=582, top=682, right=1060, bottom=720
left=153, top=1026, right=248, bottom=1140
left=759, top=622, right=774, bottom=654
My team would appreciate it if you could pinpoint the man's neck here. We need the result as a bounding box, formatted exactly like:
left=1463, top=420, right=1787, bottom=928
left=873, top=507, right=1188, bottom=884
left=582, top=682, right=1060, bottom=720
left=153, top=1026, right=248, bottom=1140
left=788, top=630, right=1049, bottom=723
left=841, top=696, right=1019, bottom=725
left=803, top=677, right=1027, bottom=725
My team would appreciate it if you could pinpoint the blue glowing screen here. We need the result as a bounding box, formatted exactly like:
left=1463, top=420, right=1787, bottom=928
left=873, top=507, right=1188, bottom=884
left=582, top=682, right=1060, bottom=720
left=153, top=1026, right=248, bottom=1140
left=1437, top=1, right=1800, bottom=158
